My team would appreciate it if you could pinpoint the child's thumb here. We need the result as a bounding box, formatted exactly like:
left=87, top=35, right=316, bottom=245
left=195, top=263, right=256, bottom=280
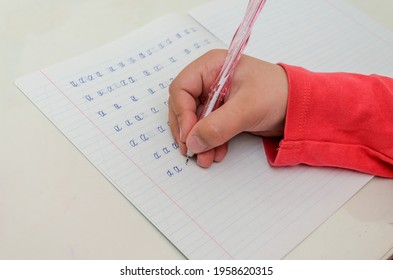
left=186, top=102, right=244, bottom=155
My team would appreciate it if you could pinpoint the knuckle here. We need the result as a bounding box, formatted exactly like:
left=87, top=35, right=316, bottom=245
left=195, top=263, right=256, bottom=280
left=168, top=80, right=177, bottom=97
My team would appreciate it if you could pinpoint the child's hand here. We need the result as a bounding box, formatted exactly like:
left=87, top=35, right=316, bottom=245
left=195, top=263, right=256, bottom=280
left=168, top=49, right=288, bottom=167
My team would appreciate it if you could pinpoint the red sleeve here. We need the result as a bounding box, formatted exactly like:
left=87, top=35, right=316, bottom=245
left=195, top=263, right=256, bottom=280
left=263, top=63, right=393, bottom=178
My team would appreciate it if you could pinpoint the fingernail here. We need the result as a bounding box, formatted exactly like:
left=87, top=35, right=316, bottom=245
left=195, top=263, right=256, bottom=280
left=187, top=135, right=208, bottom=154
left=179, top=128, right=184, bottom=142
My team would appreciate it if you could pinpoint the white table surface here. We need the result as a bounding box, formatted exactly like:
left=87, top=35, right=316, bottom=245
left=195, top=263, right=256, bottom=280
left=1, top=0, right=393, bottom=259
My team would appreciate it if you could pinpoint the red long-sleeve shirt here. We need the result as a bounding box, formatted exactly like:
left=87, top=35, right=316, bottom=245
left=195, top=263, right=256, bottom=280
left=263, top=64, right=393, bottom=178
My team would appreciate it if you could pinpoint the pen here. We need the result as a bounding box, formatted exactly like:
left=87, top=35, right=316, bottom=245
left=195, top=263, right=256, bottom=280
left=186, top=0, right=267, bottom=164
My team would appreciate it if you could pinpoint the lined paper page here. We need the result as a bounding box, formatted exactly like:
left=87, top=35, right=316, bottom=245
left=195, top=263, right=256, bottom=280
left=16, top=4, right=376, bottom=259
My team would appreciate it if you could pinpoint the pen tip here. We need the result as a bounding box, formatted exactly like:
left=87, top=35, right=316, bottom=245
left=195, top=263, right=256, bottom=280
left=185, top=149, right=194, bottom=165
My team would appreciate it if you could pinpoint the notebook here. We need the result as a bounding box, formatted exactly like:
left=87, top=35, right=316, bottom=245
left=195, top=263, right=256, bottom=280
left=15, top=0, right=393, bottom=259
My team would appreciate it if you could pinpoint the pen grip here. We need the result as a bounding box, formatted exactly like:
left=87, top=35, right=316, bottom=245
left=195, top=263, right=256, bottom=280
left=199, top=77, right=230, bottom=119
left=198, top=0, right=266, bottom=120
